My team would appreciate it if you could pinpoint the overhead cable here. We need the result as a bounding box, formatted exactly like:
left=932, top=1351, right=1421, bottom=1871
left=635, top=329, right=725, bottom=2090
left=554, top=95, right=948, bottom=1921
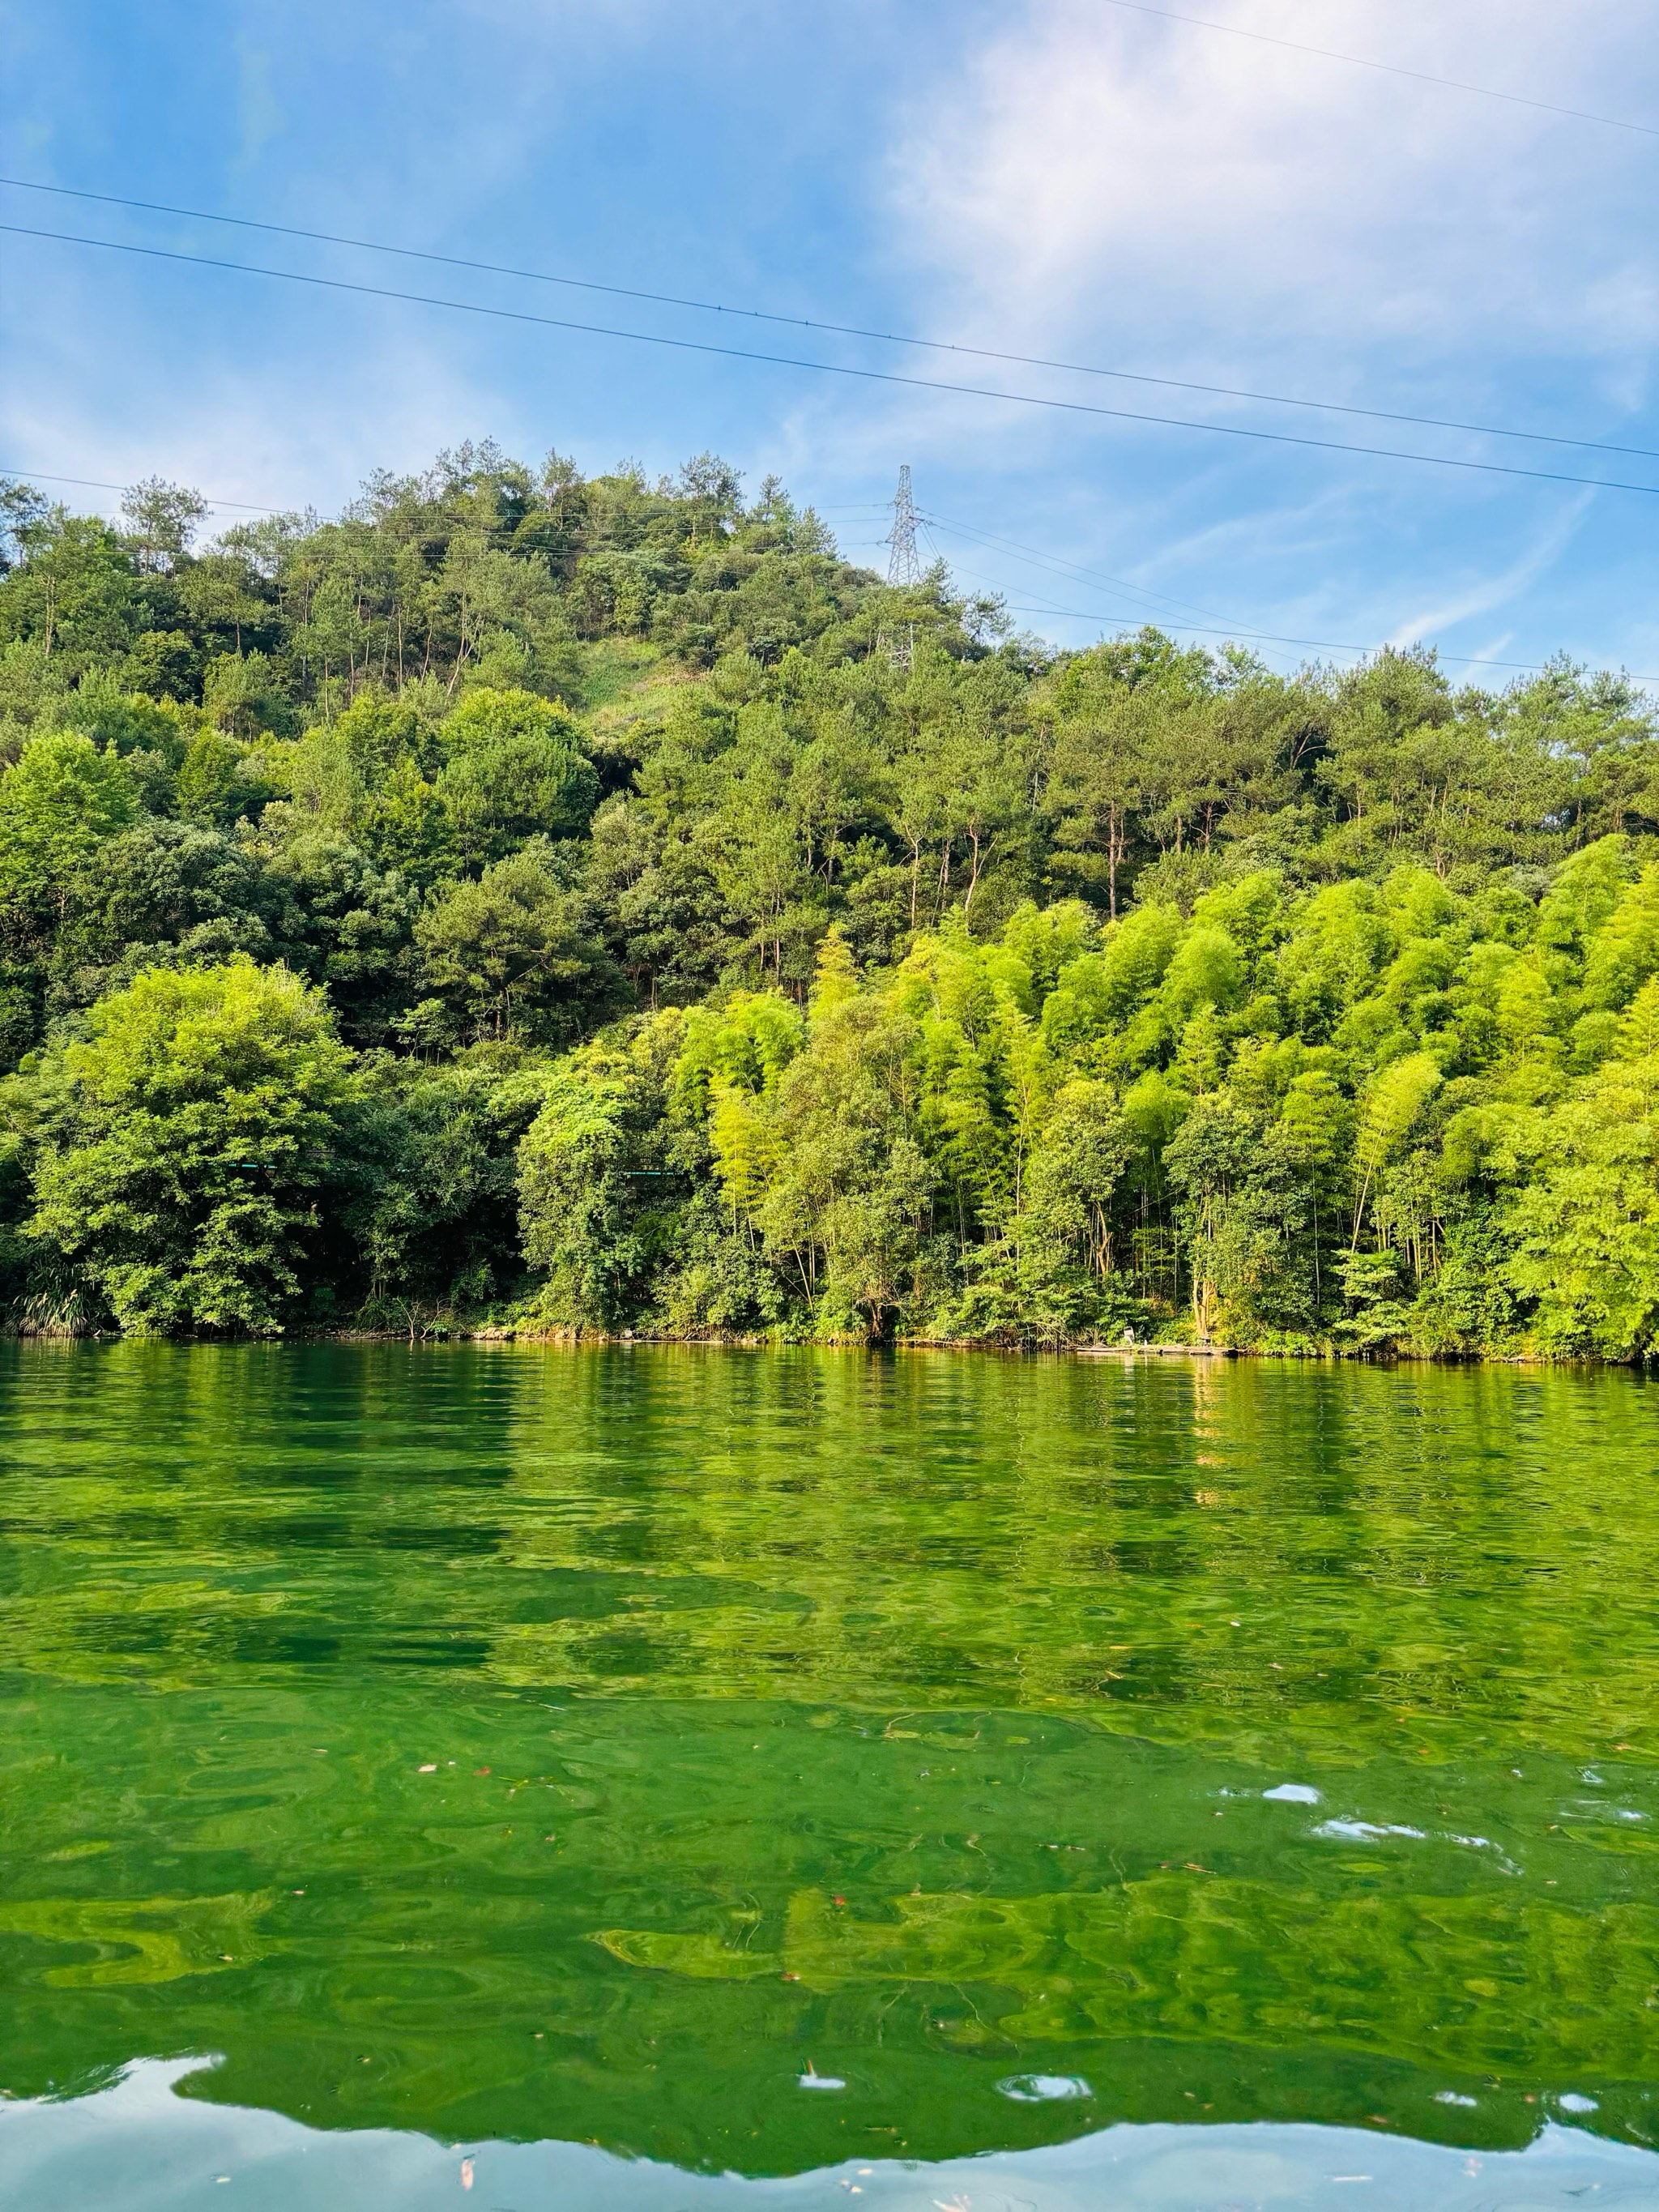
left=1090, top=0, right=1659, bottom=140
left=998, top=595, right=1656, bottom=683
left=0, top=467, right=285, bottom=513
left=4, top=175, right=1658, bottom=464
left=919, top=507, right=1239, bottom=627
left=915, top=516, right=1659, bottom=681
left=9, top=223, right=1659, bottom=501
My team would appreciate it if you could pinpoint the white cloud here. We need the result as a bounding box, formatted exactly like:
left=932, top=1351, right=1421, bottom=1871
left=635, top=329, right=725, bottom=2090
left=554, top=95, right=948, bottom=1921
left=889, top=0, right=1659, bottom=395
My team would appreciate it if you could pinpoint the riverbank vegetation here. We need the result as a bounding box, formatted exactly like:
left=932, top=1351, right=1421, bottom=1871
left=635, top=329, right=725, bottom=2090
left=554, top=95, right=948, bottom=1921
left=2, top=446, right=1657, bottom=1356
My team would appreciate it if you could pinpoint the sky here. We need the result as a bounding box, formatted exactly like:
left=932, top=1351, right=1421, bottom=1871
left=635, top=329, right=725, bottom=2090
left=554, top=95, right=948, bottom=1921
left=2, top=0, right=1657, bottom=686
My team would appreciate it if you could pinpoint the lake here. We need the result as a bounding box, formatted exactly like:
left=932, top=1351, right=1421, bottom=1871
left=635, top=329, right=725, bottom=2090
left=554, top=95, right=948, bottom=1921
left=0, top=1341, right=1656, bottom=2210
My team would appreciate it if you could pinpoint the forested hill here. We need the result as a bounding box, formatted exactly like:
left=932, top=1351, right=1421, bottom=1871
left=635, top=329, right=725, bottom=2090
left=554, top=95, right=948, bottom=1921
left=0, top=442, right=1657, bottom=1356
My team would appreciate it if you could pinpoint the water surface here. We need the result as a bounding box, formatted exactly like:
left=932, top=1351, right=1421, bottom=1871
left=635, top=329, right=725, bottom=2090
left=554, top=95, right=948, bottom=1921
left=1, top=1343, right=1656, bottom=2208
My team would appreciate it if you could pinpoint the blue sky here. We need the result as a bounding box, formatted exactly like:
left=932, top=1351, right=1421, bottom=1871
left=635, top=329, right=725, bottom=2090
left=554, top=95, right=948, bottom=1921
left=3, top=0, right=1658, bottom=685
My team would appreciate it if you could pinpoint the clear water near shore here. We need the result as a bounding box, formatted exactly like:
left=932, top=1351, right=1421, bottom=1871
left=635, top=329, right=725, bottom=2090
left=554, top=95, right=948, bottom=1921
left=0, top=1341, right=1655, bottom=2209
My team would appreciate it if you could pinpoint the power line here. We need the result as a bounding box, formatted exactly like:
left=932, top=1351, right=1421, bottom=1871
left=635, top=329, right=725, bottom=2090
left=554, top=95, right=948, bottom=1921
left=920, top=519, right=1206, bottom=642
left=10, top=222, right=1659, bottom=502
left=919, top=521, right=1312, bottom=659
left=919, top=507, right=1241, bottom=628
left=0, top=467, right=287, bottom=513
left=923, top=504, right=1659, bottom=687
left=912, top=512, right=1659, bottom=683
left=1091, top=0, right=1659, bottom=141
left=0, top=465, right=877, bottom=540
left=1000, top=594, right=1659, bottom=685
left=5, top=174, right=1658, bottom=466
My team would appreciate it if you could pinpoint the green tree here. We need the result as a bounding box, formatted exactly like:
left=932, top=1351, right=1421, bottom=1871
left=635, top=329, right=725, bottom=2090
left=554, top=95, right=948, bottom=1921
left=517, top=1016, right=685, bottom=1327
left=414, top=844, right=623, bottom=1045
left=25, top=957, right=357, bottom=1333
left=357, top=1046, right=552, bottom=1327
left=1164, top=1095, right=1311, bottom=1341
left=1351, top=1051, right=1443, bottom=1247
left=52, top=818, right=275, bottom=1009
left=1503, top=1040, right=1659, bottom=1357
left=0, top=734, right=137, bottom=951
left=437, top=685, right=599, bottom=866
left=1022, top=1079, right=1131, bottom=1277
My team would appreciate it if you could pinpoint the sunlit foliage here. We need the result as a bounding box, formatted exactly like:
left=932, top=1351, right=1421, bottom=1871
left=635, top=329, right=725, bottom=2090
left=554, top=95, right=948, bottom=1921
left=1, top=445, right=1657, bottom=1349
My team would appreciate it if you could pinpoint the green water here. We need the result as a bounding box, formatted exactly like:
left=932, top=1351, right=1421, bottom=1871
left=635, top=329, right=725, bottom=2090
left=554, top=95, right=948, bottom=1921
left=2, top=1343, right=1657, bottom=2210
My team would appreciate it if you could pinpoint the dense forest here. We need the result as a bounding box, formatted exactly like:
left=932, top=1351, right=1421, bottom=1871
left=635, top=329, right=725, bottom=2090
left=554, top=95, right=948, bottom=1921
left=0, top=442, right=1657, bottom=1356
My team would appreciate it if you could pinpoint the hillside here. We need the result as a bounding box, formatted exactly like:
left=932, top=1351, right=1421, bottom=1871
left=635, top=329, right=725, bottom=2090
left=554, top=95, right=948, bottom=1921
left=1, top=443, right=1657, bottom=1355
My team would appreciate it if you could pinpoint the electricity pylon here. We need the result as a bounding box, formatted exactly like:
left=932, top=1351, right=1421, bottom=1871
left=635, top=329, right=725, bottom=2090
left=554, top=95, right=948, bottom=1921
left=886, top=464, right=919, bottom=588
left=883, top=465, right=919, bottom=673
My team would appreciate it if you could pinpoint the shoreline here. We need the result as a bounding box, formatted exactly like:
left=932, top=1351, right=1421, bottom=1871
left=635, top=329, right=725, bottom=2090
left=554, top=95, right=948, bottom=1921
left=5, top=1324, right=1617, bottom=1367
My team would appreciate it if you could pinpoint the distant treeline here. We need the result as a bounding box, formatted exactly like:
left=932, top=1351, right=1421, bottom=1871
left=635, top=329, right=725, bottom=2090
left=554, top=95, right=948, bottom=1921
left=1, top=442, right=1657, bottom=1355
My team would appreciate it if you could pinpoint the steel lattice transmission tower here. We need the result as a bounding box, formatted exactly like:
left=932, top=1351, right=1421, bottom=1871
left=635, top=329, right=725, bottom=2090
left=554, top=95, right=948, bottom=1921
left=886, top=464, right=920, bottom=587
left=882, top=464, right=919, bottom=673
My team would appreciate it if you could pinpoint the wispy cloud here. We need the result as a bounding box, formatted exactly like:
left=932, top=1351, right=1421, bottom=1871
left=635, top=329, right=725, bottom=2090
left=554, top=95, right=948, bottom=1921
left=1383, top=493, right=1593, bottom=647
left=889, top=0, right=1659, bottom=395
